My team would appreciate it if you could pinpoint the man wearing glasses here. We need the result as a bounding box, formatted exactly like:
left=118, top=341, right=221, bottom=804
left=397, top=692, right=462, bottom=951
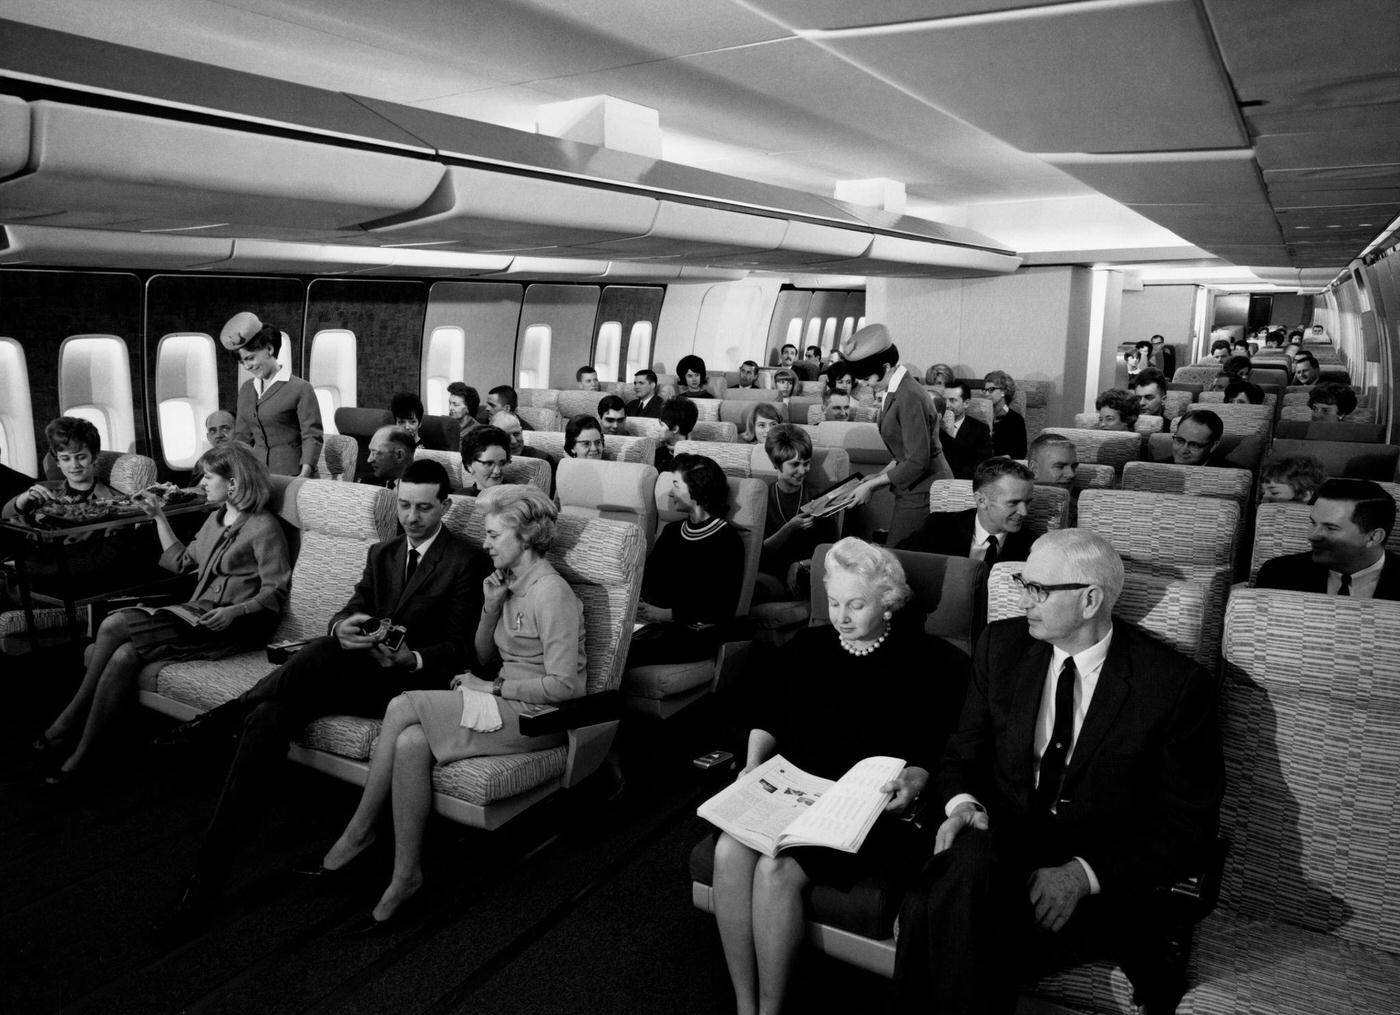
left=1162, top=409, right=1226, bottom=468
left=892, top=530, right=1223, bottom=1015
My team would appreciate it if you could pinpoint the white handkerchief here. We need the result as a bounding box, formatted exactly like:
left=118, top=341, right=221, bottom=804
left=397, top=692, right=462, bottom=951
left=459, top=686, right=504, bottom=731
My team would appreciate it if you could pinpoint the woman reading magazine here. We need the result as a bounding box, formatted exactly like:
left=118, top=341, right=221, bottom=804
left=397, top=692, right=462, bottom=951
left=709, top=537, right=969, bottom=1015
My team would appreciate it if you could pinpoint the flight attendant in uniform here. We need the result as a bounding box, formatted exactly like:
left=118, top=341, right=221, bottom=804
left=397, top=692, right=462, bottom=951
left=223, top=312, right=323, bottom=478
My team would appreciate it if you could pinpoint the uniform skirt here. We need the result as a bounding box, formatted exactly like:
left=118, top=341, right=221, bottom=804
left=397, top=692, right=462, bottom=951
left=402, top=689, right=566, bottom=764
left=122, top=604, right=277, bottom=663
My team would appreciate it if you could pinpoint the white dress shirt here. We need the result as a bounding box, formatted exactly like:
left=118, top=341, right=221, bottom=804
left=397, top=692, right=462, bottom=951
left=969, top=515, right=1005, bottom=561
left=1330, top=554, right=1385, bottom=599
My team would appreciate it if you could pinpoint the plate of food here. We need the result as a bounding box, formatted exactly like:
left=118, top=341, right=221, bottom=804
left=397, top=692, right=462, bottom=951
left=31, top=485, right=204, bottom=528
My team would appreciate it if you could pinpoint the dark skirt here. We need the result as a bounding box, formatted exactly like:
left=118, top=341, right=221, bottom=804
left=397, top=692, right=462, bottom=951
left=711, top=810, right=925, bottom=892
left=122, top=604, right=277, bottom=663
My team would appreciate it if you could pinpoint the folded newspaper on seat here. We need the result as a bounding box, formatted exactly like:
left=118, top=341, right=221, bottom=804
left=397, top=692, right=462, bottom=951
left=697, top=754, right=903, bottom=859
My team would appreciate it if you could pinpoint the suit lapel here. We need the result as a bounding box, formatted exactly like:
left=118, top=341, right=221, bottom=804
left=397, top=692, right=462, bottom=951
left=1064, top=624, right=1131, bottom=786
left=1010, top=639, right=1052, bottom=803
left=395, top=532, right=445, bottom=610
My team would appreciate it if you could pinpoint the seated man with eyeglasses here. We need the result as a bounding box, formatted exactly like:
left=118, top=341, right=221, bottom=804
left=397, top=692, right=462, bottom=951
left=1158, top=408, right=1228, bottom=468
left=891, top=529, right=1224, bottom=1015
left=460, top=426, right=512, bottom=495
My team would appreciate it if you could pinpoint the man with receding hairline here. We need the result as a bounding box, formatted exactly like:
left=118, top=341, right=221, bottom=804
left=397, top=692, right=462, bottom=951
left=205, top=410, right=235, bottom=448
left=1027, top=434, right=1078, bottom=487
left=892, top=530, right=1223, bottom=1014
left=1256, top=478, right=1400, bottom=599
left=362, top=426, right=415, bottom=488
left=898, top=458, right=1038, bottom=563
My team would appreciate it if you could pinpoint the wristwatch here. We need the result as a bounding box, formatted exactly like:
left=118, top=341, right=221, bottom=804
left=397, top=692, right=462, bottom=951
left=492, top=677, right=505, bottom=696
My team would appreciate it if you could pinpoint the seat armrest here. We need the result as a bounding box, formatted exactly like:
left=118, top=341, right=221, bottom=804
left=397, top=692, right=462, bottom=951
left=519, top=690, right=622, bottom=736
left=1164, top=836, right=1230, bottom=922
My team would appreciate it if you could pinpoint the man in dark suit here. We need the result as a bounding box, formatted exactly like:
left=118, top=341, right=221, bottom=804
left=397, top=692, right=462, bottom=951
left=1157, top=408, right=1232, bottom=468
left=160, top=459, right=490, bottom=925
left=1257, top=478, right=1400, bottom=600
left=627, top=369, right=663, bottom=418
left=899, top=458, right=1038, bottom=564
left=942, top=381, right=995, bottom=480
left=891, top=529, right=1223, bottom=1014
left=360, top=425, right=414, bottom=488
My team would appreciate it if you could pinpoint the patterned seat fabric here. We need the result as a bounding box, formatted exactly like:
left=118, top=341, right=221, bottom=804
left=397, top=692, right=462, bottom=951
left=673, top=440, right=752, bottom=478
left=516, top=405, right=561, bottom=432
left=317, top=432, right=358, bottom=480
left=1041, top=428, right=1142, bottom=473
left=926, top=479, right=1068, bottom=535
left=100, top=451, right=158, bottom=494
left=688, top=420, right=739, bottom=443
left=556, top=458, right=659, bottom=545
left=1121, top=462, right=1253, bottom=502
left=805, top=403, right=877, bottom=425
left=515, top=388, right=560, bottom=409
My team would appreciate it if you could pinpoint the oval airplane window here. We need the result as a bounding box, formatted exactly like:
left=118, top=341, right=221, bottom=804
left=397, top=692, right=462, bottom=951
left=0, top=338, right=37, bottom=475
left=822, top=316, right=838, bottom=351
left=839, top=317, right=855, bottom=348
left=155, top=332, right=219, bottom=469
left=423, top=325, right=466, bottom=416
left=518, top=324, right=552, bottom=390
left=308, top=328, right=357, bottom=435
left=58, top=334, right=136, bottom=454
left=594, top=321, right=622, bottom=382
left=623, top=322, right=653, bottom=379
left=784, top=318, right=803, bottom=350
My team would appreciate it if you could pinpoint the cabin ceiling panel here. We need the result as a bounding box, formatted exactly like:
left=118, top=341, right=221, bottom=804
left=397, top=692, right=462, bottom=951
left=1204, top=244, right=1292, bottom=266
left=1265, top=165, right=1400, bottom=209
left=1043, top=154, right=1266, bottom=206
left=0, top=102, right=445, bottom=236
left=1254, top=128, right=1400, bottom=173
left=363, top=166, right=660, bottom=252
left=1126, top=204, right=1285, bottom=246
left=819, top=0, right=1246, bottom=153
left=738, top=0, right=1071, bottom=31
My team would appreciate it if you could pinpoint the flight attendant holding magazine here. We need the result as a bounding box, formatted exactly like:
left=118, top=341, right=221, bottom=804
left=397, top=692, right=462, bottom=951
left=706, top=537, right=969, bottom=1015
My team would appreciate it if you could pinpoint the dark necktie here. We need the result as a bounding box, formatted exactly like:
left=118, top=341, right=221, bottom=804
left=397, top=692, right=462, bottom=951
left=1338, top=573, right=1351, bottom=596
left=983, top=535, right=1000, bottom=566
left=405, top=547, right=420, bottom=587
left=1035, top=658, right=1077, bottom=815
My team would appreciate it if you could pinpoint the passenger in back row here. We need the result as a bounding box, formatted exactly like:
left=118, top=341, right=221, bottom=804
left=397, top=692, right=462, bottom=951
left=1308, top=382, right=1358, bottom=421
left=736, top=360, right=760, bottom=389
left=741, top=402, right=784, bottom=446
left=1162, top=409, right=1227, bottom=468
left=205, top=410, right=236, bottom=448
left=390, top=392, right=425, bottom=447
left=447, top=382, right=482, bottom=445
left=1028, top=433, right=1079, bottom=486
left=1094, top=389, right=1139, bottom=431
left=223, top=312, right=323, bottom=478
left=755, top=425, right=837, bottom=602
left=490, top=411, right=549, bottom=463
left=361, top=426, right=414, bottom=488
left=1132, top=369, right=1169, bottom=429
left=1259, top=455, right=1325, bottom=504
left=627, top=369, right=664, bottom=418
left=627, top=453, right=744, bottom=669
left=563, top=414, right=605, bottom=460
left=676, top=354, right=716, bottom=398
left=898, top=457, right=1038, bottom=563
left=941, top=381, right=994, bottom=481
left=1256, top=479, right=1400, bottom=600
left=576, top=365, right=600, bottom=391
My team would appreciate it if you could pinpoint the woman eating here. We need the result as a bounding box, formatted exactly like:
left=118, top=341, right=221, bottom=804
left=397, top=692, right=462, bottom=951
left=316, top=485, right=586, bottom=930
left=711, top=537, right=968, bottom=1015
left=35, top=443, right=290, bottom=784
left=223, top=312, right=323, bottom=478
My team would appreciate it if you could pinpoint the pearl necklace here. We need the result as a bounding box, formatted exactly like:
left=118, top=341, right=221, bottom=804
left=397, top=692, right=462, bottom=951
left=839, top=626, right=890, bottom=657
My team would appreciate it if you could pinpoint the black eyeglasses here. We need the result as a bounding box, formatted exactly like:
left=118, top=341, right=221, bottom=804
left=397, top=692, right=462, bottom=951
left=1011, top=574, right=1093, bottom=603
left=1171, top=435, right=1211, bottom=453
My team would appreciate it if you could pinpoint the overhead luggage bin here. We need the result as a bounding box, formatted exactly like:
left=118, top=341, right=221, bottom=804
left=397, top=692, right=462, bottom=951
left=0, top=225, right=234, bottom=270
left=192, top=239, right=513, bottom=277
left=0, top=95, right=28, bottom=180
left=0, top=101, right=445, bottom=238
left=364, top=166, right=660, bottom=253
left=482, top=257, right=615, bottom=279
left=575, top=201, right=788, bottom=260
left=707, top=220, right=873, bottom=269
left=805, top=234, right=1022, bottom=278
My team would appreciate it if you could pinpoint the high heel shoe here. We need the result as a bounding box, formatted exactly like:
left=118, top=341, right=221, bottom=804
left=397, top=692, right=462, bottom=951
left=32, top=732, right=71, bottom=755
left=342, top=887, right=423, bottom=937
left=295, top=838, right=377, bottom=880
left=41, top=766, right=83, bottom=789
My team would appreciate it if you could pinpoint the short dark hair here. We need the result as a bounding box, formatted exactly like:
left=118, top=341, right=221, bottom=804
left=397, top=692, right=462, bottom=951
left=564, top=414, right=604, bottom=456
left=576, top=365, right=598, bottom=382
left=740, top=360, right=758, bottom=372
left=462, top=425, right=511, bottom=463
left=1308, top=382, right=1358, bottom=416
left=1134, top=340, right=1153, bottom=354
left=780, top=344, right=798, bottom=354
left=1095, top=388, right=1140, bottom=424
left=1133, top=368, right=1167, bottom=396
left=826, top=363, right=856, bottom=388
left=597, top=394, right=627, bottom=416
left=399, top=458, right=451, bottom=501
left=764, top=423, right=812, bottom=468
left=947, top=381, right=973, bottom=402
left=45, top=416, right=101, bottom=457
left=488, top=385, right=518, bottom=410
left=1028, top=432, right=1074, bottom=470
left=805, top=345, right=821, bottom=359
left=671, top=453, right=730, bottom=517
left=634, top=369, right=658, bottom=385
left=380, top=426, right=417, bottom=457
left=1294, top=352, right=1320, bottom=371
left=675, top=354, right=708, bottom=385
left=972, top=457, right=1034, bottom=492
left=1179, top=408, right=1223, bottom=443
left=1224, top=380, right=1265, bottom=404
left=1224, top=355, right=1252, bottom=376
left=659, top=396, right=699, bottom=437
left=244, top=324, right=284, bottom=356
left=1316, top=478, right=1395, bottom=538
left=1210, top=339, right=1231, bottom=354
left=390, top=391, right=424, bottom=423
left=447, top=382, right=480, bottom=416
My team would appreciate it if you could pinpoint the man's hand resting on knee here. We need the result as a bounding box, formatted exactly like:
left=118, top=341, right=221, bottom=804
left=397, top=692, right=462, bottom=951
left=933, top=800, right=989, bottom=854
left=1028, top=862, right=1090, bottom=933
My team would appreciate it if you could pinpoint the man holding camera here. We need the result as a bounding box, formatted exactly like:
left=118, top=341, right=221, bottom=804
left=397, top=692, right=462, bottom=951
left=158, top=458, right=490, bottom=931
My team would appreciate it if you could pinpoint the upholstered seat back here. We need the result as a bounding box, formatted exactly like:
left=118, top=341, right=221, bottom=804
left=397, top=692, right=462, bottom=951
left=925, top=478, right=1068, bottom=535
left=688, top=420, right=739, bottom=443
left=1199, top=390, right=1279, bottom=407
left=273, top=482, right=395, bottom=642
left=805, top=404, right=877, bottom=425
left=623, top=418, right=666, bottom=440
left=522, top=430, right=656, bottom=465
left=1145, top=431, right=1269, bottom=472
left=515, top=388, right=560, bottom=409
left=555, top=458, right=659, bottom=543
left=799, top=422, right=894, bottom=468
left=1171, top=365, right=1226, bottom=386
left=1266, top=439, right=1400, bottom=481
left=718, top=399, right=788, bottom=428
left=748, top=445, right=850, bottom=490
left=555, top=389, right=608, bottom=420
left=986, top=562, right=1213, bottom=669
left=673, top=441, right=750, bottom=478
left=1070, top=463, right=1117, bottom=490
left=1249, top=502, right=1310, bottom=581
left=316, top=432, right=359, bottom=480
left=1041, top=428, right=1141, bottom=473
left=413, top=448, right=550, bottom=495
left=687, top=398, right=721, bottom=422
left=1219, top=588, right=1400, bottom=953
left=1161, top=389, right=1194, bottom=420
left=516, top=406, right=561, bottom=432
left=443, top=496, right=645, bottom=695
left=811, top=544, right=987, bottom=653
left=1121, top=462, right=1253, bottom=502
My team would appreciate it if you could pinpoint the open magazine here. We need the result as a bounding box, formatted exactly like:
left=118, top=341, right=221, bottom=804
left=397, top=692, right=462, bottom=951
left=124, top=602, right=210, bottom=627
left=697, top=754, right=903, bottom=858
left=799, top=472, right=865, bottom=519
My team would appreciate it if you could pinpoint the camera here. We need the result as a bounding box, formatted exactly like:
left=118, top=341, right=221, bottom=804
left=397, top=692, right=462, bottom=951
left=362, top=618, right=408, bottom=653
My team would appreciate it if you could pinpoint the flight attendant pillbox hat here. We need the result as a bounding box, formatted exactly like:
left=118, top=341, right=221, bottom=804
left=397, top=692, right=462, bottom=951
left=220, top=311, right=263, bottom=351
left=838, top=322, right=899, bottom=380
